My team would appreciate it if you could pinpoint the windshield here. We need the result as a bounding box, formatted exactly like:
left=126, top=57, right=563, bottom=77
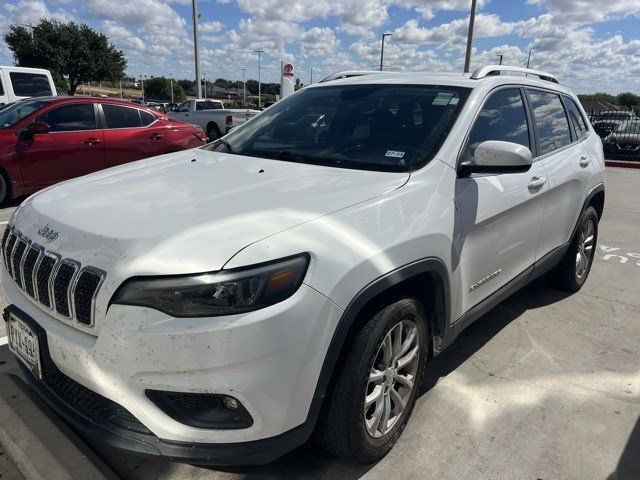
left=206, top=84, right=470, bottom=172
left=614, top=121, right=640, bottom=135
left=0, top=99, right=49, bottom=129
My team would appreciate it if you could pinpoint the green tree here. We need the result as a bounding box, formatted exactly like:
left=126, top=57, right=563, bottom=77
left=144, top=77, right=186, bottom=102
left=3, top=19, right=126, bottom=95
left=617, top=92, right=640, bottom=111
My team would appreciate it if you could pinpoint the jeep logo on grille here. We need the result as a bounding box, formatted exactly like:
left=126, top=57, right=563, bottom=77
left=37, top=225, right=59, bottom=243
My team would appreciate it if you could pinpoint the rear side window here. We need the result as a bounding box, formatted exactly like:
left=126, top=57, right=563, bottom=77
left=9, top=72, right=53, bottom=97
left=103, top=104, right=142, bottom=128
left=37, top=103, right=96, bottom=131
left=196, top=101, right=222, bottom=111
left=463, top=88, right=530, bottom=160
left=527, top=89, right=572, bottom=155
left=140, top=110, right=157, bottom=126
left=0, top=78, right=4, bottom=96
left=564, top=97, right=588, bottom=139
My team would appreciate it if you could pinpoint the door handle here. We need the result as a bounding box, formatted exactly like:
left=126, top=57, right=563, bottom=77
left=527, top=176, right=547, bottom=189
left=579, top=156, right=591, bottom=167
left=83, top=138, right=101, bottom=146
left=150, top=133, right=164, bottom=140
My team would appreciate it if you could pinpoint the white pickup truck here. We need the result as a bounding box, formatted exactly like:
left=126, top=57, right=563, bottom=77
left=169, top=99, right=259, bottom=140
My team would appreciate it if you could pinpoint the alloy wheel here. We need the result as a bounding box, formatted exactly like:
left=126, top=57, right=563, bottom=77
left=576, top=217, right=595, bottom=280
left=364, top=320, right=420, bottom=438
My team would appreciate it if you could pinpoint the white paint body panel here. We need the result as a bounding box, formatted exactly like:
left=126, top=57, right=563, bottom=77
left=3, top=71, right=604, bottom=445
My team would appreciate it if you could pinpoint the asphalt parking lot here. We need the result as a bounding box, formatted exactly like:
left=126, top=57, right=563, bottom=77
left=0, top=166, right=638, bottom=480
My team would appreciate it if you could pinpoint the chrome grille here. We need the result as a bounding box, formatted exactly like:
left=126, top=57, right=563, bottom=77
left=2, top=226, right=105, bottom=327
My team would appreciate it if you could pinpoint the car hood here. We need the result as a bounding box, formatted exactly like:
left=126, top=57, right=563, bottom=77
left=12, top=149, right=408, bottom=276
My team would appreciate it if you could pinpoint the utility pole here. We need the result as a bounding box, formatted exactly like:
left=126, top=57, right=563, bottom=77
left=526, top=49, right=533, bottom=68
left=254, top=49, right=265, bottom=108
left=192, top=0, right=202, bottom=99
left=380, top=33, right=393, bottom=71
left=170, top=78, right=174, bottom=103
left=241, top=68, right=247, bottom=103
left=141, top=75, right=146, bottom=102
left=463, top=0, right=477, bottom=73
left=119, top=79, right=123, bottom=99
left=310, top=67, right=313, bottom=84
left=498, top=54, right=504, bottom=65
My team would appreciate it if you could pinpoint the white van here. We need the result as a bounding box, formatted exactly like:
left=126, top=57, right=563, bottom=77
left=0, top=66, right=56, bottom=106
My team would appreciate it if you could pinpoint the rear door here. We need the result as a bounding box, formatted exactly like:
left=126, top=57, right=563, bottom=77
left=17, top=102, right=105, bottom=187
left=100, top=104, right=166, bottom=168
left=527, top=89, right=595, bottom=257
left=456, top=87, right=549, bottom=315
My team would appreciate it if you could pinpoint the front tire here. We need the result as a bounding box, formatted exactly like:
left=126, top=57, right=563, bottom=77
left=315, top=297, right=428, bottom=463
left=547, top=206, right=598, bottom=292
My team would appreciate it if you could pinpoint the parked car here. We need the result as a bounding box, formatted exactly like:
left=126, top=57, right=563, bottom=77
left=0, top=96, right=205, bottom=204
left=590, top=110, right=635, bottom=138
left=0, top=66, right=56, bottom=107
left=603, top=120, right=640, bottom=159
left=2, top=66, right=604, bottom=466
left=169, top=99, right=259, bottom=140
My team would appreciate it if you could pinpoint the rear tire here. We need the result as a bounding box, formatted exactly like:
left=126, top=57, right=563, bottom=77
left=207, top=123, right=221, bottom=141
left=547, top=206, right=598, bottom=292
left=314, top=297, right=428, bottom=463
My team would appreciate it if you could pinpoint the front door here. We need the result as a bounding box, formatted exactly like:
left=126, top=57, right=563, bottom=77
left=16, top=102, right=105, bottom=188
left=456, top=87, right=548, bottom=317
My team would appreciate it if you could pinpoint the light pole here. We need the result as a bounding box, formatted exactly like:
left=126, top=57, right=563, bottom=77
left=192, top=0, right=202, bottom=99
left=241, top=68, right=247, bottom=103
left=526, top=49, right=533, bottom=68
left=310, top=66, right=314, bottom=84
left=380, top=33, right=393, bottom=71
left=254, top=49, right=265, bottom=108
left=498, top=54, right=504, bottom=65
left=141, top=75, right=147, bottom=102
left=463, top=0, right=477, bottom=73
left=170, top=77, right=174, bottom=103
left=119, top=79, right=123, bottom=99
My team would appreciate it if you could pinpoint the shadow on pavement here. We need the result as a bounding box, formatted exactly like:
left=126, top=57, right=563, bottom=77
left=608, top=415, right=640, bottom=480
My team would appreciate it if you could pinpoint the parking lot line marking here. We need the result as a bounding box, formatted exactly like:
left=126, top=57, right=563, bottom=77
left=0, top=221, right=8, bottom=225
left=0, top=336, right=7, bottom=346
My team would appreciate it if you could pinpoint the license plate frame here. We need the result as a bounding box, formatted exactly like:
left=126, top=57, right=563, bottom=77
left=7, top=311, right=43, bottom=379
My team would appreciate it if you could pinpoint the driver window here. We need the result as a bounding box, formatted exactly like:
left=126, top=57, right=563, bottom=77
left=37, top=103, right=96, bottom=132
left=463, top=88, right=530, bottom=161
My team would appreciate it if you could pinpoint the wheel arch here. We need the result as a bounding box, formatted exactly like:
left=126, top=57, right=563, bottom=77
left=588, top=186, right=605, bottom=221
left=206, top=121, right=221, bottom=135
left=308, top=257, right=451, bottom=424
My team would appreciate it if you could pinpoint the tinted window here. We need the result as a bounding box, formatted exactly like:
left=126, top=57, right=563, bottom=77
left=464, top=88, right=530, bottom=160
left=196, top=101, right=223, bottom=111
left=9, top=72, right=53, bottom=97
left=527, top=90, right=572, bottom=155
left=0, top=78, right=4, bottom=96
left=177, top=102, right=191, bottom=112
left=140, top=110, right=157, bottom=126
left=38, top=103, right=96, bottom=131
left=564, top=97, right=588, bottom=139
left=103, top=104, right=142, bottom=128
left=210, top=84, right=470, bottom=172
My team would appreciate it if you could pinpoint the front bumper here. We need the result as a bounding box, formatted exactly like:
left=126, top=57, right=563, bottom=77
left=2, top=271, right=343, bottom=461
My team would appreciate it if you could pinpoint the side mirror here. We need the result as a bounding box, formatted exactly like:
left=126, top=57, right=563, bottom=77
left=459, top=140, right=532, bottom=176
left=25, top=121, right=51, bottom=136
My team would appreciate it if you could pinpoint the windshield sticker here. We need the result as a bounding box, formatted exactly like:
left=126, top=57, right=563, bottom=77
left=449, top=97, right=460, bottom=105
left=385, top=150, right=405, bottom=158
left=433, top=92, right=454, bottom=105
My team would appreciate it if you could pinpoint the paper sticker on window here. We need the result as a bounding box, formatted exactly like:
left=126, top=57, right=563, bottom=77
left=385, top=150, right=405, bottom=158
left=449, top=97, right=459, bottom=105
left=433, top=92, right=454, bottom=105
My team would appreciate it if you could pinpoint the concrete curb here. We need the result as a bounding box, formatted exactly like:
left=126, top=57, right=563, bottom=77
left=0, top=373, right=118, bottom=480
left=605, top=160, right=640, bottom=169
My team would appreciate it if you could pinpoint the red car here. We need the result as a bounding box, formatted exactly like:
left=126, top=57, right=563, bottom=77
left=0, top=96, right=206, bottom=204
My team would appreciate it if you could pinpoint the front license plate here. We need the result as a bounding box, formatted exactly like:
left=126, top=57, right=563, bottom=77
left=7, top=313, right=42, bottom=379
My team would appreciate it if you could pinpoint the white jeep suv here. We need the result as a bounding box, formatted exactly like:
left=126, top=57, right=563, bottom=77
left=2, top=66, right=604, bottom=465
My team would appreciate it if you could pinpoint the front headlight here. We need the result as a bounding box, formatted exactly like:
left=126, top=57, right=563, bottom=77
left=111, top=254, right=310, bottom=317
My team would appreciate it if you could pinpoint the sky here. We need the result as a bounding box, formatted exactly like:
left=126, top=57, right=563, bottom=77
left=0, top=0, right=639, bottom=93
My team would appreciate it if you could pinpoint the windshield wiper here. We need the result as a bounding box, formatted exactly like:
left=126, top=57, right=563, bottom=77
left=273, top=150, right=307, bottom=163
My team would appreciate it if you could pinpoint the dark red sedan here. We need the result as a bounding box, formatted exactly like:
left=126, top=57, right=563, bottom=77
left=0, top=96, right=206, bottom=204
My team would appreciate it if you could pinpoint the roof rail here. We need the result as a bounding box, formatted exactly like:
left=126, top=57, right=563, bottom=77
left=470, top=65, right=559, bottom=84
left=318, top=70, right=385, bottom=83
